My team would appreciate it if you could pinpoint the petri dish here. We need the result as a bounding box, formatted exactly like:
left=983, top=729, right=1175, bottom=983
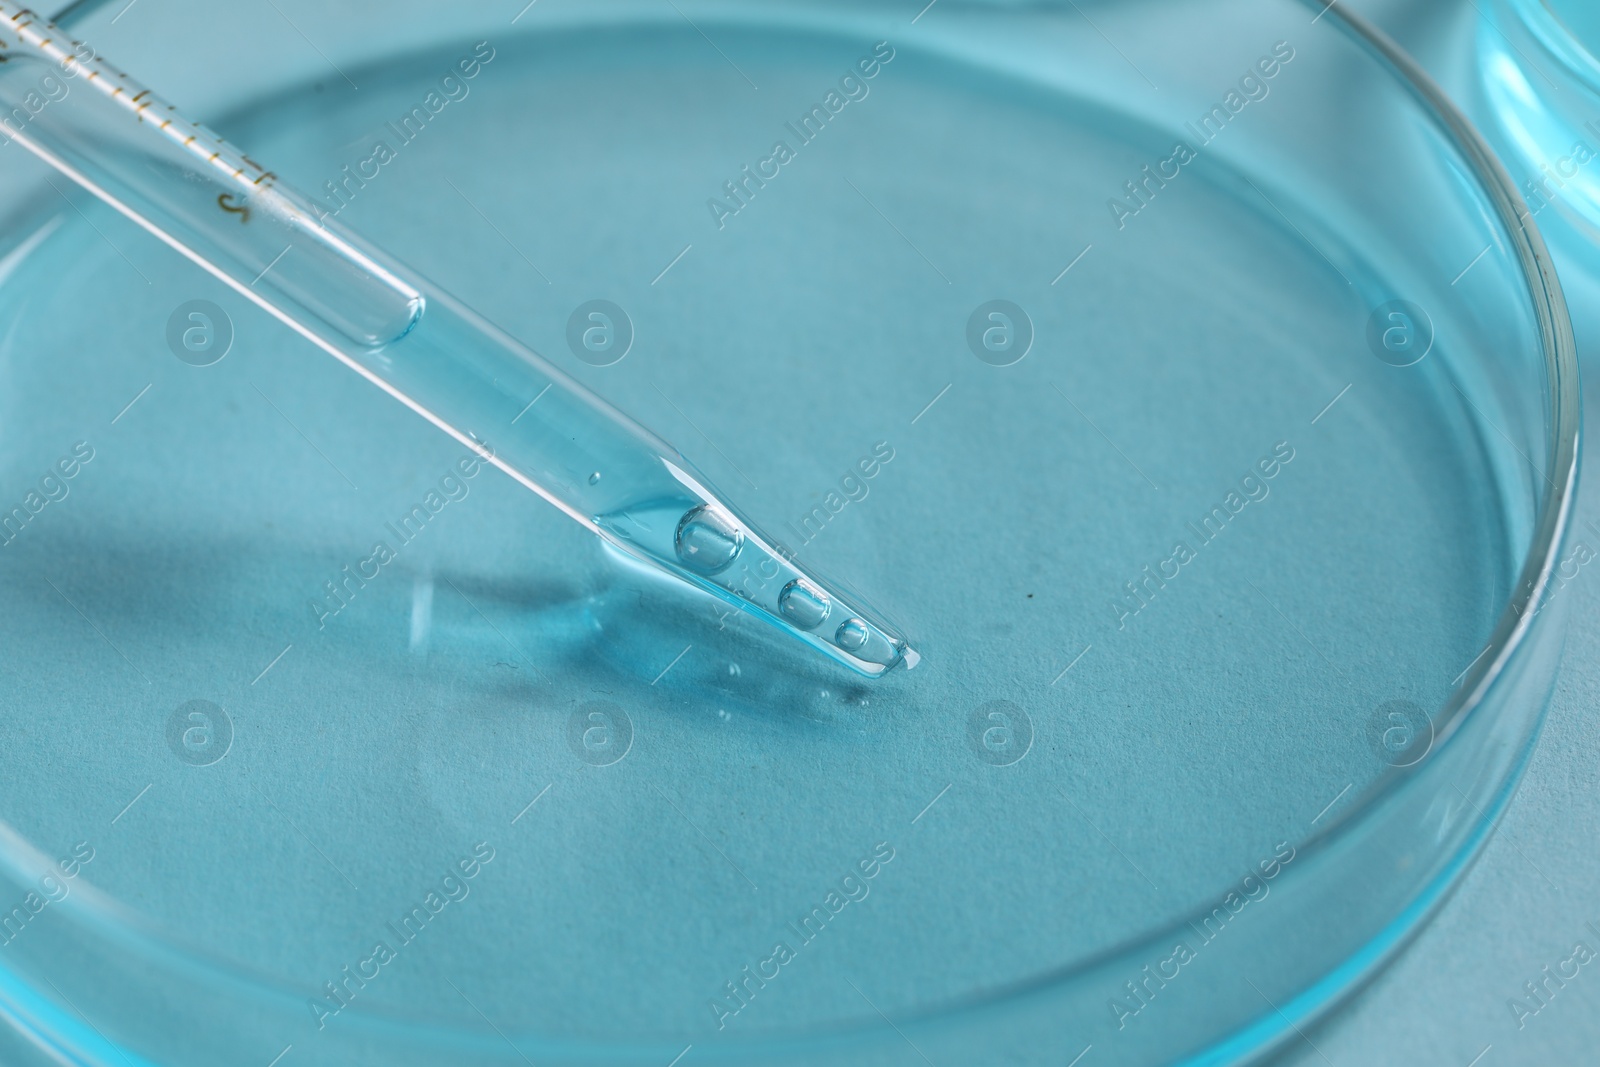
left=0, top=1, right=1577, bottom=1065
left=1480, top=0, right=1600, bottom=243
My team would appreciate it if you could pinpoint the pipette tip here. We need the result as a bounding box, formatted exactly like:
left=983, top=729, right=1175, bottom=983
left=601, top=484, right=916, bottom=679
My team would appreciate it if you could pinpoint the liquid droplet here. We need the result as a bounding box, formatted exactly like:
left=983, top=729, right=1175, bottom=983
left=674, top=504, right=743, bottom=575
left=836, top=618, right=869, bottom=652
left=588, top=471, right=601, bottom=485
left=778, top=579, right=831, bottom=630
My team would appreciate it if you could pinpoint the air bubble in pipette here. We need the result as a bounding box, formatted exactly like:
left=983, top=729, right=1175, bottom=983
left=837, top=618, right=870, bottom=652
left=674, top=504, right=744, bottom=574
left=778, top=579, right=831, bottom=629
left=835, top=617, right=905, bottom=667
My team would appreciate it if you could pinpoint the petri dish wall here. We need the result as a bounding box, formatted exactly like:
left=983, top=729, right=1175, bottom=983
left=0, top=1, right=1578, bottom=1065
left=1480, top=0, right=1600, bottom=245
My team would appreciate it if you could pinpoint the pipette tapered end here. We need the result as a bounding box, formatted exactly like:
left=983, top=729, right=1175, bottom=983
left=675, top=503, right=917, bottom=677
left=598, top=479, right=917, bottom=679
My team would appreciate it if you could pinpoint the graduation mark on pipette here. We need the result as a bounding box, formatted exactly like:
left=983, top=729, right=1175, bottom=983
left=0, top=4, right=917, bottom=677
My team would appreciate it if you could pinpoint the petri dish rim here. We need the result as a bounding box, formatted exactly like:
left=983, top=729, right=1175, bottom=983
left=6, top=0, right=1581, bottom=1061
left=1498, top=0, right=1600, bottom=91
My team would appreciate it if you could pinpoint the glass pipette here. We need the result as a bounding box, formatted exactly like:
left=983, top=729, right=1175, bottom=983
left=0, top=5, right=918, bottom=677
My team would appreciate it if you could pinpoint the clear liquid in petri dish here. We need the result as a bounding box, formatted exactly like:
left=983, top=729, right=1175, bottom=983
left=0, top=12, right=1519, bottom=1057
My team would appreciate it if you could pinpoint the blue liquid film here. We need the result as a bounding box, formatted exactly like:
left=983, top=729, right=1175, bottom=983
left=0, top=14, right=1521, bottom=1064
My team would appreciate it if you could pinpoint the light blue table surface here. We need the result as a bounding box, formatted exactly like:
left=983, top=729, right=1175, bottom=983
left=1271, top=2, right=1600, bottom=1065
left=0, top=2, right=1589, bottom=1065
